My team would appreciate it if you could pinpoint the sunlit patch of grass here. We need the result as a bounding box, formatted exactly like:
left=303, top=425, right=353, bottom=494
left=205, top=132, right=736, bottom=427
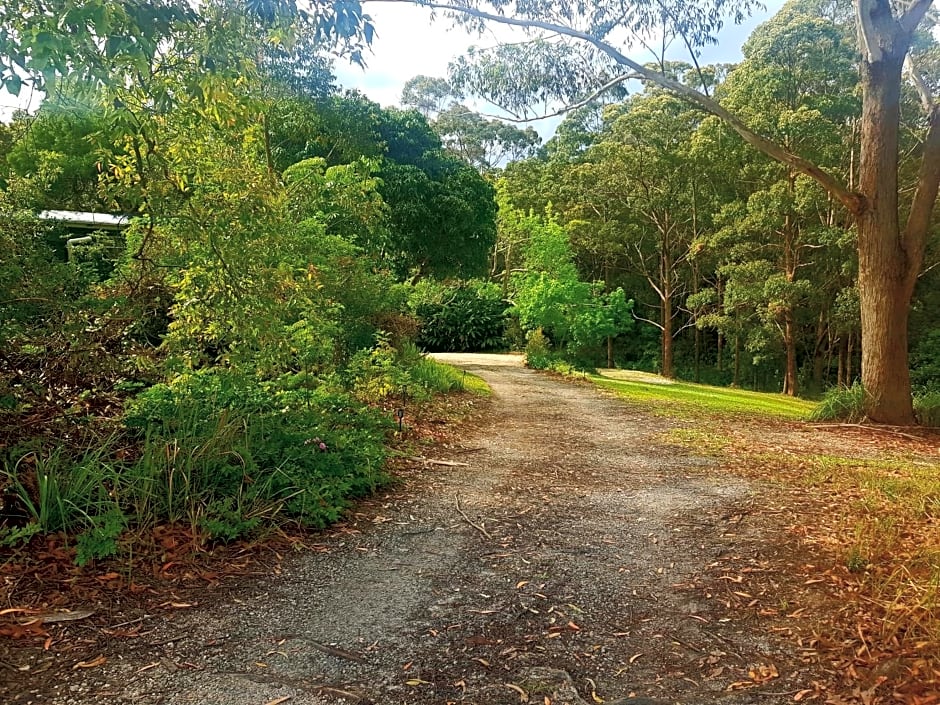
left=409, top=358, right=491, bottom=397
left=591, top=373, right=816, bottom=420
left=662, top=426, right=733, bottom=456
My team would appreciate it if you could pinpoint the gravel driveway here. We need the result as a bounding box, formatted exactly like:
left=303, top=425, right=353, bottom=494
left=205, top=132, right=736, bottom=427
left=17, top=353, right=815, bottom=705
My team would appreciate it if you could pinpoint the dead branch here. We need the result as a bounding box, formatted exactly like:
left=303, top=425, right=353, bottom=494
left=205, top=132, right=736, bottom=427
left=809, top=423, right=926, bottom=441
left=454, top=494, right=493, bottom=540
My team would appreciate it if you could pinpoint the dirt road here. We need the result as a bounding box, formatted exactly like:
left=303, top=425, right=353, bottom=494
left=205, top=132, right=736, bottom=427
left=16, top=354, right=817, bottom=704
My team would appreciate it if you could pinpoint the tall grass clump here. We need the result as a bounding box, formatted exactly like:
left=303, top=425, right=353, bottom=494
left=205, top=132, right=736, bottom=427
left=914, top=392, right=940, bottom=427
left=1, top=441, right=128, bottom=565
left=407, top=356, right=490, bottom=397
left=809, top=382, right=867, bottom=422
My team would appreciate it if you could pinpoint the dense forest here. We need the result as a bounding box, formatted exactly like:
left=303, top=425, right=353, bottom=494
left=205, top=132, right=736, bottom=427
left=0, top=0, right=938, bottom=557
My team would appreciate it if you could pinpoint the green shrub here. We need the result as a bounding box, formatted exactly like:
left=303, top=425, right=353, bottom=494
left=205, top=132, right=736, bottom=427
left=125, top=369, right=391, bottom=537
left=911, top=329, right=940, bottom=394
left=346, top=336, right=412, bottom=402
left=412, top=280, right=507, bottom=352
left=810, top=383, right=867, bottom=422
left=914, top=392, right=940, bottom=428
left=524, top=328, right=552, bottom=370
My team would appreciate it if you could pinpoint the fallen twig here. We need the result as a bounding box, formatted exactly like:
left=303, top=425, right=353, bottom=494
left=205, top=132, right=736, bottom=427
left=22, top=608, right=95, bottom=624
left=106, top=614, right=151, bottom=630
left=307, top=639, right=366, bottom=664
left=809, top=423, right=924, bottom=441
left=455, top=494, right=493, bottom=540
left=316, top=686, right=363, bottom=702
left=409, top=456, right=470, bottom=467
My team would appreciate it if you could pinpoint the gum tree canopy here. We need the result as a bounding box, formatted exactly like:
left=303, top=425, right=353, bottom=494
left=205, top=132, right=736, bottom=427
left=375, top=0, right=939, bottom=425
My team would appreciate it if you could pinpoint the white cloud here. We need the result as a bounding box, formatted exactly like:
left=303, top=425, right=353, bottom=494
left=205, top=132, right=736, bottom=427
left=335, top=4, right=527, bottom=108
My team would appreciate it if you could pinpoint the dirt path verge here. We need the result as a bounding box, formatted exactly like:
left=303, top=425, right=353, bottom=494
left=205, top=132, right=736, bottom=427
left=5, top=354, right=828, bottom=704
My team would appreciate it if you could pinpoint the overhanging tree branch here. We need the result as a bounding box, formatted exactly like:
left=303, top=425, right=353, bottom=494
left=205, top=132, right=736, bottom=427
left=479, top=71, right=639, bottom=123
left=374, top=0, right=867, bottom=216
left=898, top=0, right=936, bottom=33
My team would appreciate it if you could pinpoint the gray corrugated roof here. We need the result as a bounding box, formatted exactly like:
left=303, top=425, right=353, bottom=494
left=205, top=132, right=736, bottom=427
left=37, top=210, right=130, bottom=229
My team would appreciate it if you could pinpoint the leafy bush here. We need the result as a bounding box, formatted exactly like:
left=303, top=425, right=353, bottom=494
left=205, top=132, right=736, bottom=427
left=412, top=280, right=507, bottom=352
left=911, top=329, right=940, bottom=394
left=346, top=336, right=413, bottom=402
left=524, top=328, right=553, bottom=370
left=810, top=383, right=867, bottom=422
left=126, top=369, right=391, bottom=535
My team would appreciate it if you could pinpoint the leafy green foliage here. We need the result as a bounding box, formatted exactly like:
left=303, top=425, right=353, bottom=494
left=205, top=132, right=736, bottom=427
left=0, top=0, right=375, bottom=96
left=502, top=198, right=634, bottom=366
left=0, top=17, right=508, bottom=563
left=524, top=328, right=553, bottom=370
left=412, top=280, right=507, bottom=352
left=125, top=369, right=391, bottom=533
left=434, top=103, right=541, bottom=171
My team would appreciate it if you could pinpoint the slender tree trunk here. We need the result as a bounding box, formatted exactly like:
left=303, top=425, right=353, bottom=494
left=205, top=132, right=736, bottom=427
left=694, top=326, right=701, bottom=383
left=607, top=336, right=613, bottom=369
left=783, top=310, right=798, bottom=396
left=837, top=336, right=846, bottom=388
left=857, top=49, right=916, bottom=423
left=813, top=312, right=826, bottom=391
left=847, top=332, right=854, bottom=386
left=733, top=334, right=741, bottom=387
left=662, top=294, right=674, bottom=378
left=717, top=331, right=723, bottom=372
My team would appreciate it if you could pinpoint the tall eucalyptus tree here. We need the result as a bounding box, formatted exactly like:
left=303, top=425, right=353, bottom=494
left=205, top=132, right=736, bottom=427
left=372, top=0, right=940, bottom=423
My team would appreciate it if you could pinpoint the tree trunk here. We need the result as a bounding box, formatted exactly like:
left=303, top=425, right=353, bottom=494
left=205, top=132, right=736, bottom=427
left=733, top=334, right=741, bottom=387
left=717, top=331, right=723, bottom=372
left=783, top=310, right=798, bottom=396
left=661, top=294, right=674, bottom=378
left=837, top=336, right=846, bottom=388
left=857, top=48, right=916, bottom=423
left=607, top=335, right=613, bottom=369
left=812, top=313, right=826, bottom=391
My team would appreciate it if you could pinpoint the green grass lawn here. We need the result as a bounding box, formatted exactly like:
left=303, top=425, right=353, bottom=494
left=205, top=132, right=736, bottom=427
left=590, top=371, right=817, bottom=420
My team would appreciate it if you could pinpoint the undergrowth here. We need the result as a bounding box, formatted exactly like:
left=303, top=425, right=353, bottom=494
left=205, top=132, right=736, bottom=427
left=796, top=453, right=940, bottom=645
left=810, top=383, right=940, bottom=427
left=0, top=348, right=487, bottom=566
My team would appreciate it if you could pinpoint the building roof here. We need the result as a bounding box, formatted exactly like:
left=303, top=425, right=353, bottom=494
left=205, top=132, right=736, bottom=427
left=37, top=210, right=130, bottom=230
